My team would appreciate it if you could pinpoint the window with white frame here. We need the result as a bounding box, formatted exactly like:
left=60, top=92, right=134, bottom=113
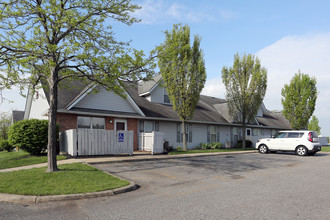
left=77, top=116, right=105, bottom=129
left=207, top=125, right=219, bottom=143
left=140, top=121, right=159, bottom=132
left=177, top=123, right=192, bottom=143
left=253, top=128, right=259, bottom=136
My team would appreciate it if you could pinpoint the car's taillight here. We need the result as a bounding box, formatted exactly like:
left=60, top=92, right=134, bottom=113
left=308, top=132, right=313, bottom=142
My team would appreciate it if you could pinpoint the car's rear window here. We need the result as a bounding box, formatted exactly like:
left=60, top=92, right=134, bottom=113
left=312, top=131, right=318, bottom=138
left=288, top=132, right=301, bottom=138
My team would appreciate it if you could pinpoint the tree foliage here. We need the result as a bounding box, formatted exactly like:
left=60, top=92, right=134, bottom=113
left=0, top=112, right=11, bottom=141
left=0, top=0, right=155, bottom=171
left=8, top=119, right=51, bottom=155
left=308, top=115, right=321, bottom=135
left=281, top=71, right=317, bottom=130
left=157, top=24, right=206, bottom=151
left=222, top=53, right=267, bottom=148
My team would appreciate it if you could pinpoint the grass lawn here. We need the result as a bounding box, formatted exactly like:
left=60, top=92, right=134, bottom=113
left=321, top=146, right=330, bottom=152
left=0, top=163, right=129, bottom=196
left=0, top=151, right=66, bottom=170
left=168, top=148, right=256, bottom=155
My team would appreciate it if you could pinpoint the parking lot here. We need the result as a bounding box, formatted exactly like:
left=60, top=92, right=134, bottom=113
left=1, top=152, right=330, bottom=220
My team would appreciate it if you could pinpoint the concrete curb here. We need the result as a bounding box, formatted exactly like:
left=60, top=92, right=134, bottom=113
left=0, top=175, right=137, bottom=204
left=0, top=150, right=257, bottom=204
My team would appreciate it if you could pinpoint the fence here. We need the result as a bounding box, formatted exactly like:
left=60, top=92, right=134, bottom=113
left=138, top=132, right=164, bottom=154
left=60, top=129, right=133, bottom=156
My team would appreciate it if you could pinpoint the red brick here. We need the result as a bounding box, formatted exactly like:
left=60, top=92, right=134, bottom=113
left=57, top=113, right=77, bottom=131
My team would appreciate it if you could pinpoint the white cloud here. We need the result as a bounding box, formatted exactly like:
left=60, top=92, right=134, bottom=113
left=202, top=33, right=330, bottom=135
left=257, top=33, right=330, bottom=135
left=201, top=77, right=225, bottom=98
left=134, top=0, right=235, bottom=24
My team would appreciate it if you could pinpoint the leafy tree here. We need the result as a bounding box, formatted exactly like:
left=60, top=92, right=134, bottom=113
left=308, top=115, right=321, bottom=135
left=157, top=24, right=206, bottom=151
left=0, top=112, right=11, bottom=141
left=0, top=1, right=155, bottom=171
left=281, top=71, right=317, bottom=130
left=222, top=53, right=267, bottom=148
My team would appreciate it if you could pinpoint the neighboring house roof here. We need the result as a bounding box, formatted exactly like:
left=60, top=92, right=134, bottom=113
left=138, top=74, right=162, bottom=96
left=28, top=75, right=291, bottom=129
left=12, top=110, right=25, bottom=123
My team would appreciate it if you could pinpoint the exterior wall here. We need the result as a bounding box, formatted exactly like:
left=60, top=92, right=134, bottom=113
left=127, top=118, right=138, bottom=150
left=149, top=85, right=164, bottom=103
left=159, top=121, right=232, bottom=149
left=28, top=88, right=49, bottom=120
left=74, top=87, right=136, bottom=113
left=219, top=126, right=232, bottom=147
left=57, top=113, right=78, bottom=131
left=57, top=114, right=138, bottom=150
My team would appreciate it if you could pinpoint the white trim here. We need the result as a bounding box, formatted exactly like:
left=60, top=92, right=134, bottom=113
left=139, top=81, right=159, bottom=97
left=125, top=91, right=145, bottom=116
left=66, top=85, right=145, bottom=116
left=24, top=89, right=33, bottom=119
left=66, top=85, right=95, bottom=110
left=114, top=119, right=127, bottom=131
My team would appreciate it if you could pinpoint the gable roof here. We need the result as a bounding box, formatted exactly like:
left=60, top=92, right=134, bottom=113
left=36, top=75, right=290, bottom=129
left=138, top=74, right=162, bottom=96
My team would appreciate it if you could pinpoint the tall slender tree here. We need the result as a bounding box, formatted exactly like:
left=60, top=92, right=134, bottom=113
left=0, top=0, right=155, bottom=172
left=157, top=24, right=206, bottom=151
left=308, top=115, right=321, bottom=135
left=281, top=71, right=317, bottom=130
left=222, top=53, right=267, bottom=148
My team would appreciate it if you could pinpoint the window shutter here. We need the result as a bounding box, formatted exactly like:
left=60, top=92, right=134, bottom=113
left=177, top=123, right=181, bottom=143
left=188, top=124, right=192, bottom=143
left=207, top=125, right=210, bottom=143
left=216, top=126, right=220, bottom=142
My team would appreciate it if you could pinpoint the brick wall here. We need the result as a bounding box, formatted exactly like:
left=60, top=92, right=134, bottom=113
left=127, top=118, right=138, bottom=150
left=58, top=114, right=139, bottom=150
left=57, top=113, right=77, bottom=131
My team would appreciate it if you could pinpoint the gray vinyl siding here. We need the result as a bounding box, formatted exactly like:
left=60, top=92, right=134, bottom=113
left=149, top=85, right=164, bottom=103
left=159, top=121, right=231, bottom=149
left=74, top=88, right=136, bottom=113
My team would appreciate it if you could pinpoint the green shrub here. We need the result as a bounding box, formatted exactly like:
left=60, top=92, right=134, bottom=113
left=176, top=146, right=182, bottom=151
left=0, top=140, right=14, bottom=152
left=210, top=142, right=223, bottom=149
left=8, top=119, right=55, bottom=156
left=237, top=140, right=253, bottom=148
left=200, top=143, right=207, bottom=150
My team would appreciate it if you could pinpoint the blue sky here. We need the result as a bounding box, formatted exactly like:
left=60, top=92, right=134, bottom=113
left=2, top=0, right=330, bottom=135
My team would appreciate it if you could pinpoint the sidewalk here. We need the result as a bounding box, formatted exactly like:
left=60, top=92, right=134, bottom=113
left=0, top=150, right=257, bottom=173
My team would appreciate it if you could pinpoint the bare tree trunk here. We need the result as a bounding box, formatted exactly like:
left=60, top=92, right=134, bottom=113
left=46, top=67, right=59, bottom=172
left=182, top=120, right=187, bottom=151
left=242, top=122, right=246, bottom=149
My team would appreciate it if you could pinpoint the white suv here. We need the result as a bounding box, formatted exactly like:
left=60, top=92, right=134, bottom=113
left=256, top=130, right=321, bottom=156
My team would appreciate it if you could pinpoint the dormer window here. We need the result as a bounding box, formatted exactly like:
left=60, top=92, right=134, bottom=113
left=164, top=87, right=170, bottom=103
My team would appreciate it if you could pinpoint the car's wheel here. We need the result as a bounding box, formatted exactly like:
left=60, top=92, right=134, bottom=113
left=296, top=146, right=308, bottom=156
left=258, top=144, right=268, bottom=154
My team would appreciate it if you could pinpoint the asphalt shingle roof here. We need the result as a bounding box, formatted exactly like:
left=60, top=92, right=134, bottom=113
left=42, top=76, right=291, bottom=129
